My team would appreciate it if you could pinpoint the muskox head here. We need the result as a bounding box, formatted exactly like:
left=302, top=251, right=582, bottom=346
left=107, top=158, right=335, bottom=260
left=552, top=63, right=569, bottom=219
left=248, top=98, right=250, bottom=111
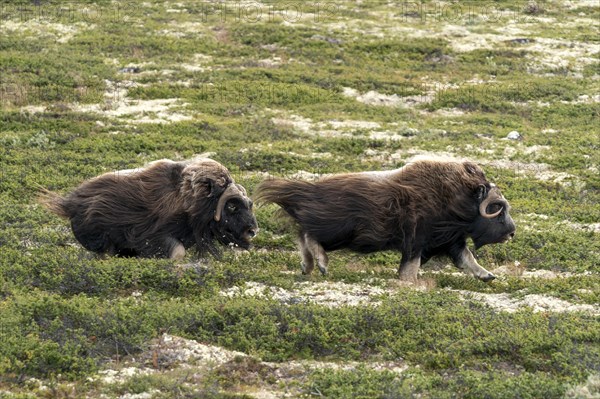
left=212, top=182, right=258, bottom=249
left=181, top=159, right=258, bottom=253
left=470, top=183, right=516, bottom=249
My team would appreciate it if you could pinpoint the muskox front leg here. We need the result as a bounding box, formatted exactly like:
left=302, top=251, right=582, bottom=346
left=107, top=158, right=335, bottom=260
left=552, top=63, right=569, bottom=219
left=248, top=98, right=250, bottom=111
left=451, top=245, right=496, bottom=282
left=398, top=252, right=421, bottom=283
left=153, top=236, right=186, bottom=260
left=299, top=233, right=328, bottom=275
left=168, top=239, right=186, bottom=260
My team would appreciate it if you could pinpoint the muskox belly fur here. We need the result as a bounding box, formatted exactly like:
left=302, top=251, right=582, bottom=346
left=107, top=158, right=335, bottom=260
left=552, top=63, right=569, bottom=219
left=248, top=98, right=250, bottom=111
left=41, top=159, right=258, bottom=259
left=255, top=159, right=516, bottom=282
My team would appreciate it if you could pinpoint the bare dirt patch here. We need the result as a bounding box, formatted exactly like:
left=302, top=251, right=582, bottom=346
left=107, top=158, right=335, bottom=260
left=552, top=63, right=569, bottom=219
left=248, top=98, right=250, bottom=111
left=74, top=80, right=193, bottom=124
left=342, top=87, right=405, bottom=107
left=271, top=113, right=396, bottom=139
left=492, top=263, right=598, bottom=279
left=97, top=366, right=155, bottom=385
left=456, top=290, right=600, bottom=315
left=145, top=334, right=248, bottom=369
left=343, top=81, right=479, bottom=113
left=157, top=21, right=210, bottom=38
left=271, top=114, right=313, bottom=133
left=440, top=24, right=527, bottom=53
left=220, top=281, right=395, bottom=307
left=565, top=373, right=600, bottom=399
left=324, top=14, right=597, bottom=74
left=525, top=37, right=599, bottom=72
left=1, top=20, right=93, bottom=43
left=94, top=333, right=408, bottom=399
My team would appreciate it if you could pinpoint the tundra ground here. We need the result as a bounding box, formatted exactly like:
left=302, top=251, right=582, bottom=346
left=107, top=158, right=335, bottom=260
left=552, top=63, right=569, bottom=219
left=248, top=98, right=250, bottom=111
left=0, top=0, right=598, bottom=398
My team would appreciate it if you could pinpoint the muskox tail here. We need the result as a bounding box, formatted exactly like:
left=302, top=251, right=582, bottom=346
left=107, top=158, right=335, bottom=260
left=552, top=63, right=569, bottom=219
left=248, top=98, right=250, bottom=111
left=254, top=178, right=316, bottom=220
left=38, top=188, right=72, bottom=219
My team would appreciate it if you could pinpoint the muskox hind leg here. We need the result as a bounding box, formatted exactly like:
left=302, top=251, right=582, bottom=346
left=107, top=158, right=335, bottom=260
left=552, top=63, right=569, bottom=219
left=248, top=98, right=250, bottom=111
left=299, top=233, right=328, bottom=275
left=70, top=216, right=110, bottom=254
left=451, top=246, right=496, bottom=282
left=298, top=233, right=314, bottom=274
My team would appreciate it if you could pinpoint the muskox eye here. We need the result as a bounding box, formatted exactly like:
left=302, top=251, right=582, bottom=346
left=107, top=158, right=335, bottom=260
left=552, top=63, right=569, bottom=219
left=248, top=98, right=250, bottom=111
left=227, top=203, right=237, bottom=213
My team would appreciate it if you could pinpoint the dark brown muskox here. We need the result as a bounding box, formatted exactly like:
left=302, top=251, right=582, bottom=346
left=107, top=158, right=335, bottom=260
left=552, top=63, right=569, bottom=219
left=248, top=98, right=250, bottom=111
left=255, top=159, right=515, bottom=282
left=41, top=158, right=258, bottom=259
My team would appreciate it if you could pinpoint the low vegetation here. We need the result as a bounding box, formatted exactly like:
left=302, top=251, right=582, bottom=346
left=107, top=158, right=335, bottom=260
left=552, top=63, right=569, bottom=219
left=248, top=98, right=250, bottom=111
left=0, top=0, right=598, bottom=398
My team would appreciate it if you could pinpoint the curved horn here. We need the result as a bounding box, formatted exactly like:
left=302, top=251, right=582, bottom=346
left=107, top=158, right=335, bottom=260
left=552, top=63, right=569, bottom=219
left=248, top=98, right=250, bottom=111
left=479, top=185, right=505, bottom=219
left=214, top=183, right=247, bottom=222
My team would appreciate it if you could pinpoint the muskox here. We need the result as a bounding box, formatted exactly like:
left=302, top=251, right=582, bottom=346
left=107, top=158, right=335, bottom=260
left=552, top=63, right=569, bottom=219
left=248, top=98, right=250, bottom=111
left=255, top=159, right=515, bottom=282
left=41, top=158, right=258, bottom=259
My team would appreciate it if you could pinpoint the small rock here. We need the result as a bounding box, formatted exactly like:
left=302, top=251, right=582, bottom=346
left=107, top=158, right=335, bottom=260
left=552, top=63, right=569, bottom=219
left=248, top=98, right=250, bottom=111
left=426, top=53, right=454, bottom=63
left=506, top=131, right=522, bottom=140
left=523, top=2, right=543, bottom=15
left=509, top=38, right=532, bottom=44
left=118, top=67, right=141, bottom=74
left=311, top=34, right=343, bottom=45
left=261, top=44, right=280, bottom=51
left=402, top=11, right=421, bottom=18
left=285, top=297, right=305, bottom=305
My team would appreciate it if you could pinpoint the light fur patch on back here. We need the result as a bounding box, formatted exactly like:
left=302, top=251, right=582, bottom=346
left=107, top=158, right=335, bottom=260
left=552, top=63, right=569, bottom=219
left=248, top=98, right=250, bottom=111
left=359, top=169, right=399, bottom=179
left=106, top=159, right=177, bottom=177
left=361, top=154, right=472, bottom=180
left=406, top=153, right=467, bottom=164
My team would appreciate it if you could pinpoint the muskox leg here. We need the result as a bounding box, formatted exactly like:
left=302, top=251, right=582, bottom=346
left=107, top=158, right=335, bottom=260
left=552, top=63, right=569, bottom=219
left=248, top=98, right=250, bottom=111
left=398, top=253, right=421, bottom=283
left=138, top=236, right=185, bottom=259
left=452, top=246, right=496, bottom=282
left=71, top=217, right=110, bottom=254
left=168, top=239, right=186, bottom=260
left=300, top=233, right=328, bottom=275
left=159, top=236, right=185, bottom=260
left=298, top=233, right=314, bottom=275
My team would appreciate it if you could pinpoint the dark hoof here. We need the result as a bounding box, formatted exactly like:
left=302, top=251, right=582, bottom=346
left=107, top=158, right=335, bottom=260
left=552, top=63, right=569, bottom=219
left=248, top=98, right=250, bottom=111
left=481, top=274, right=496, bottom=282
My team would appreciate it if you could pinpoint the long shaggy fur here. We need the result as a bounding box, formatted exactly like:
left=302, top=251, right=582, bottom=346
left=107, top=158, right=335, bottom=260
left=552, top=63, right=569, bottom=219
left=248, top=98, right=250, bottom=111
left=256, top=160, right=483, bottom=253
left=255, top=159, right=515, bottom=279
left=41, top=159, right=258, bottom=258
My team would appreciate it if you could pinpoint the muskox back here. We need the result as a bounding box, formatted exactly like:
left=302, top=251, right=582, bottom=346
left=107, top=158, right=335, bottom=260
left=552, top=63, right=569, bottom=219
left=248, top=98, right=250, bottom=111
left=255, top=173, right=412, bottom=253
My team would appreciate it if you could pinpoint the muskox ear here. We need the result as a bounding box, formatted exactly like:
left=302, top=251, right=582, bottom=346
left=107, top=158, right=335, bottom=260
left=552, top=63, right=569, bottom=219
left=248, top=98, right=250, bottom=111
left=181, top=160, right=233, bottom=205
left=181, top=168, right=228, bottom=199
left=192, top=173, right=228, bottom=198
left=205, top=177, right=228, bottom=198
left=464, top=162, right=480, bottom=175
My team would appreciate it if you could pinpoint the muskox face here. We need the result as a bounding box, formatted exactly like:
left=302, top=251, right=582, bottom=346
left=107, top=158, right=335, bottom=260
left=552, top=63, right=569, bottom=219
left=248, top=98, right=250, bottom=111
left=469, top=184, right=516, bottom=249
left=213, top=184, right=258, bottom=249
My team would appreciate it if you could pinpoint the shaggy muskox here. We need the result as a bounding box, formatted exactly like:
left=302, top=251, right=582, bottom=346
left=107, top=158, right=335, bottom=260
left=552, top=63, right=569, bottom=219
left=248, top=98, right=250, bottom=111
left=255, top=159, right=515, bottom=282
left=41, top=158, right=258, bottom=259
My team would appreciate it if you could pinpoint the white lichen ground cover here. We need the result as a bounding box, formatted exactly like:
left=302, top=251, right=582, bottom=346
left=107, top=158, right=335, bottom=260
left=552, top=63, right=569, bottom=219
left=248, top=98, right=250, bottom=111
left=219, top=278, right=600, bottom=315
left=1, top=0, right=599, bottom=397
left=89, top=334, right=408, bottom=399
left=85, top=267, right=600, bottom=398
